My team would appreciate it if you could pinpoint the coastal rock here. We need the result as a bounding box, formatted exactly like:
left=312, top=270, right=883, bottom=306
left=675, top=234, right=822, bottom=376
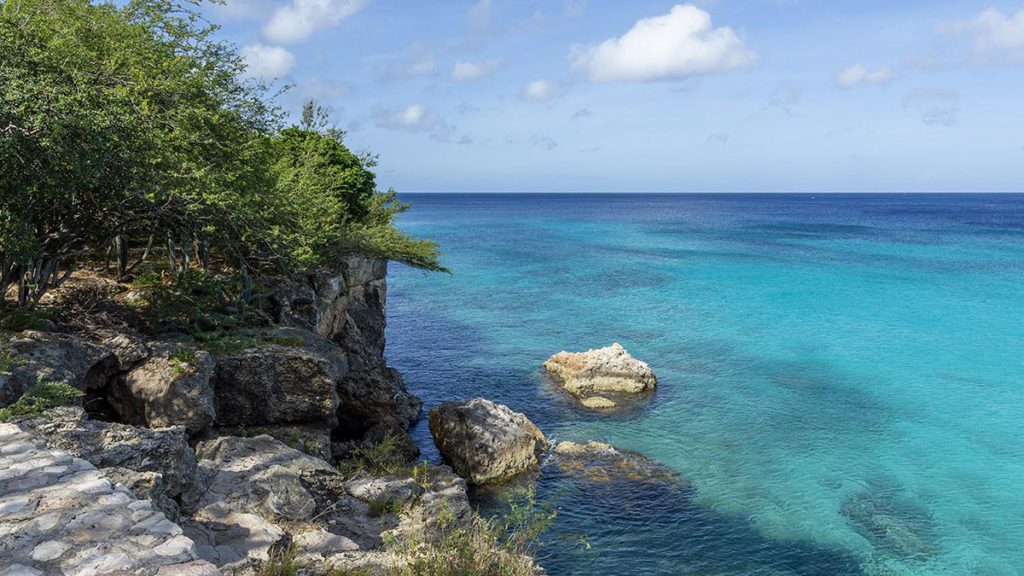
left=111, top=344, right=216, bottom=435
left=580, top=396, right=617, bottom=410
left=271, top=256, right=422, bottom=438
left=428, top=398, right=549, bottom=484
left=210, top=328, right=344, bottom=429
left=18, top=407, right=197, bottom=500
left=552, top=440, right=691, bottom=491
left=0, top=422, right=218, bottom=576
left=544, top=343, right=656, bottom=400
left=0, top=331, right=117, bottom=407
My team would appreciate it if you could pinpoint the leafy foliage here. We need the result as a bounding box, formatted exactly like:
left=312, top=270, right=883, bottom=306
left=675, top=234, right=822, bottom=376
left=386, top=492, right=556, bottom=576
left=0, top=381, right=83, bottom=422
left=338, top=429, right=411, bottom=477
left=1, top=0, right=443, bottom=311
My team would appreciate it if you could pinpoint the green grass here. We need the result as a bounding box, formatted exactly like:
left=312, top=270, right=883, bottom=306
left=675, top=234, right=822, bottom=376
left=0, top=350, right=24, bottom=375
left=368, top=496, right=406, bottom=518
left=338, top=430, right=410, bottom=477
left=0, top=382, right=83, bottom=422
left=385, top=493, right=555, bottom=576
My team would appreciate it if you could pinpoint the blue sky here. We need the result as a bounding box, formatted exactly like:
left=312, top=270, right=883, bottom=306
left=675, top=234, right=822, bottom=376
left=204, top=1, right=1024, bottom=192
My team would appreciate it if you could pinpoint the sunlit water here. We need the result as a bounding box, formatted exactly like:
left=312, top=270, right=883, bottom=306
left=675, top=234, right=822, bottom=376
left=384, top=194, right=1024, bottom=576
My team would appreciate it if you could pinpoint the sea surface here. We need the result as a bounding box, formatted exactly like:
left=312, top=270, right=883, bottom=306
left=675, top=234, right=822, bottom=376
left=384, top=194, right=1024, bottom=576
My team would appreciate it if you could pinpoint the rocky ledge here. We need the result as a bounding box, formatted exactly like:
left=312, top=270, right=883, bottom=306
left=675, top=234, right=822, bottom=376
left=543, top=343, right=657, bottom=410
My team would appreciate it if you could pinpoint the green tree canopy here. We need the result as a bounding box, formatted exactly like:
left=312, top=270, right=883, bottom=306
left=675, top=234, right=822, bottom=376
left=0, top=0, right=442, bottom=308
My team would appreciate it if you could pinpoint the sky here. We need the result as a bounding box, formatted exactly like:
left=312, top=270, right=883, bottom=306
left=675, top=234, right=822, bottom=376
left=202, top=0, right=1024, bottom=193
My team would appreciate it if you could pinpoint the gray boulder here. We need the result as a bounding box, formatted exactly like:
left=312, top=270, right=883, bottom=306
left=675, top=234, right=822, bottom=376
left=0, top=331, right=118, bottom=407
left=19, top=407, right=197, bottom=500
left=111, top=344, right=215, bottom=435
left=210, top=328, right=344, bottom=429
left=428, top=398, right=549, bottom=484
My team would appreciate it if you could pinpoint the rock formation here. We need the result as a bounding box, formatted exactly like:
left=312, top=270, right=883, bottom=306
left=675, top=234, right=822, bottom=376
left=428, top=398, right=550, bottom=484
left=543, top=342, right=656, bottom=409
left=551, top=440, right=691, bottom=492
left=0, top=421, right=218, bottom=576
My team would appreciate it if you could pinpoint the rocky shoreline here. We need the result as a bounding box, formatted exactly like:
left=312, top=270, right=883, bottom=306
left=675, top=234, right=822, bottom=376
left=0, top=256, right=675, bottom=575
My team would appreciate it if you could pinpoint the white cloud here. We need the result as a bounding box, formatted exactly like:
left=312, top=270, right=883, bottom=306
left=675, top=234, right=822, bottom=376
left=452, top=58, right=503, bottom=81
left=903, top=90, right=960, bottom=127
left=240, top=43, right=295, bottom=79
left=834, top=64, right=895, bottom=89
left=522, top=79, right=556, bottom=101
left=263, top=0, right=367, bottom=44
left=374, top=105, right=455, bottom=142
left=943, top=8, right=1024, bottom=60
left=570, top=4, right=757, bottom=83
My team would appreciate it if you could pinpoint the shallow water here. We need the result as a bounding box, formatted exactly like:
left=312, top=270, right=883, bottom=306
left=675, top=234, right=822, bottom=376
left=385, top=194, right=1024, bottom=576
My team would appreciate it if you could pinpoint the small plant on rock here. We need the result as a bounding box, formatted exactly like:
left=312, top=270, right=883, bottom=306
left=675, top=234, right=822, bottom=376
left=0, top=382, right=83, bottom=422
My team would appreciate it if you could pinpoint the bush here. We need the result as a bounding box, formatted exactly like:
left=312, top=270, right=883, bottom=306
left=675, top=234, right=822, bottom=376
left=0, top=381, right=83, bottom=422
left=387, top=492, right=556, bottom=576
left=338, top=430, right=410, bottom=478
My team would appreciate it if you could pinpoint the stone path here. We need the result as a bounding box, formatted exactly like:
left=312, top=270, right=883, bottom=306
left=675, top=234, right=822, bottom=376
left=0, top=423, right=220, bottom=576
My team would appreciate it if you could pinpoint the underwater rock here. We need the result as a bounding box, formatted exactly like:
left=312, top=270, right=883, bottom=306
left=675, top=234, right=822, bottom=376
left=551, top=440, right=691, bottom=492
left=841, top=490, right=934, bottom=559
left=543, top=343, right=656, bottom=409
left=580, top=396, right=617, bottom=409
left=429, top=398, right=549, bottom=485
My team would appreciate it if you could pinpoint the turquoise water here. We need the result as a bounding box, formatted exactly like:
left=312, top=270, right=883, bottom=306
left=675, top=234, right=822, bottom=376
left=385, top=194, right=1024, bottom=576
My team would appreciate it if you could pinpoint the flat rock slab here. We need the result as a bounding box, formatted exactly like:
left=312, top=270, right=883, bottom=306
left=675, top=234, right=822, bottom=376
left=0, top=423, right=219, bottom=576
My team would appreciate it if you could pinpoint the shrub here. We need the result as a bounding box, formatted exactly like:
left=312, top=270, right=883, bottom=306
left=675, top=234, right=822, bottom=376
left=339, top=430, right=410, bottom=477
left=0, top=382, right=83, bottom=422
left=387, top=493, right=556, bottom=576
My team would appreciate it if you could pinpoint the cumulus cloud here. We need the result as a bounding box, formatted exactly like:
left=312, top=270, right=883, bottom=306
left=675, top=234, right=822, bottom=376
left=376, top=44, right=437, bottom=81
left=452, top=58, right=503, bottom=81
left=374, top=104, right=455, bottom=142
left=903, top=90, right=960, bottom=127
left=240, top=43, right=295, bottom=79
left=943, top=8, right=1024, bottom=61
left=522, top=79, right=556, bottom=101
left=834, top=64, right=895, bottom=89
left=570, top=4, right=757, bottom=83
left=263, top=0, right=367, bottom=44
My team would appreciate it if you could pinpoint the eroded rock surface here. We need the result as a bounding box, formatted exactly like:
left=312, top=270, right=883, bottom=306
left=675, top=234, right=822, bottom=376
left=544, top=343, right=656, bottom=409
left=210, top=328, right=343, bottom=429
left=112, top=344, right=216, bottom=435
left=271, top=256, right=422, bottom=438
left=0, top=422, right=218, bottom=576
left=429, top=398, right=549, bottom=485
left=18, top=407, right=197, bottom=501
left=0, top=332, right=118, bottom=407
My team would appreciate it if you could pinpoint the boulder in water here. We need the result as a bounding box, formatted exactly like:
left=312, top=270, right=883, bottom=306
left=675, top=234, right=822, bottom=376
left=428, top=398, right=549, bottom=484
left=543, top=343, right=656, bottom=409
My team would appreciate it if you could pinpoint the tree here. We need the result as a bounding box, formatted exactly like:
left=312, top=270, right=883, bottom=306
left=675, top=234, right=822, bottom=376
left=1, top=1, right=443, bottom=310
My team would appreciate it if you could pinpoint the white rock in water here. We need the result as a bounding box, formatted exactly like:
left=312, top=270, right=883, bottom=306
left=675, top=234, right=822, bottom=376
left=543, top=343, right=656, bottom=402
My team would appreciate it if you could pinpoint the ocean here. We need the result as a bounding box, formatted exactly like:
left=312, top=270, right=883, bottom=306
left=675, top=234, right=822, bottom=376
left=385, top=194, right=1024, bottom=576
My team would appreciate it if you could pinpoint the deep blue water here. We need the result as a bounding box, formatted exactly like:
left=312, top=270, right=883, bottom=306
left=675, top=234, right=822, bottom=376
left=384, top=194, right=1024, bottom=576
